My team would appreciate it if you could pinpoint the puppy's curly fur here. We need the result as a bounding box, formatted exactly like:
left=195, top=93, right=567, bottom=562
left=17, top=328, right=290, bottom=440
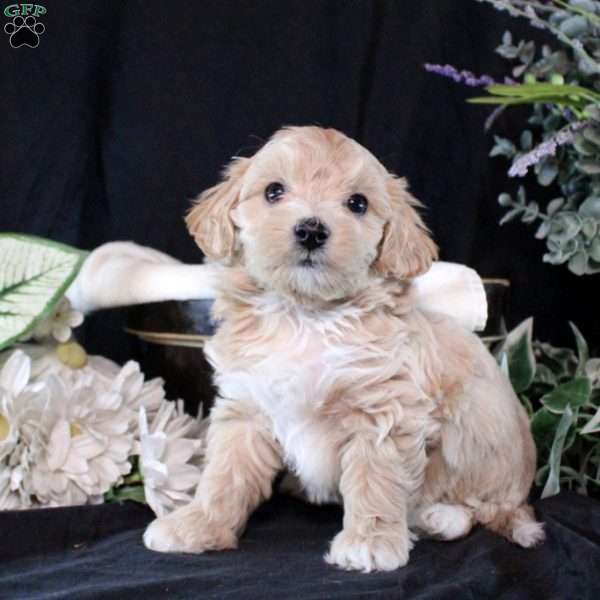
left=144, top=126, right=544, bottom=572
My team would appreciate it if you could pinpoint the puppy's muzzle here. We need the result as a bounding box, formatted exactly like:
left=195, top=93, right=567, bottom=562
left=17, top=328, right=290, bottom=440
left=294, top=217, right=330, bottom=251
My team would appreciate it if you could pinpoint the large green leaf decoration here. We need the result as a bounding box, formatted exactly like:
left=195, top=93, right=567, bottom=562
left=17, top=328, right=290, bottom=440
left=541, top=376, right=592, bottom=414
left=502, top=317, right=536, bottom=393
left=0, top=234, right=87, bottom=350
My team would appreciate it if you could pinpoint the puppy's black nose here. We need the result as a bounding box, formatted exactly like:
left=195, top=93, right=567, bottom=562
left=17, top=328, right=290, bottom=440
left=294, top=218, right=330, bottom=251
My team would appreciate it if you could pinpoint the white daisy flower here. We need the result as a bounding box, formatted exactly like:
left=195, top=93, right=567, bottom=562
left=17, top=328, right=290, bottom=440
left=32, top=297, right=84, bottom=343
left=0, top=441, right=37, bottom=510
left=26, top=375, right=134, bottom=506
left=0, top=350, right=49, bottom=509
left=0, top=350, right=46, bottom=461
left=138, top=402, right=205, bottom=517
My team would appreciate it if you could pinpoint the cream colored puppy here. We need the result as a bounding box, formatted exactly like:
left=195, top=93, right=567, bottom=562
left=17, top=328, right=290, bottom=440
left=143, top=126, right=544, bottom=572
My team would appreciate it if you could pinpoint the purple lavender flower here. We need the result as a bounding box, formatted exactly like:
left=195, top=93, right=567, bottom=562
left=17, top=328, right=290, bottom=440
left=508, top=121, right=589, bottom=177
left=424, top=63, right=497, bottom=87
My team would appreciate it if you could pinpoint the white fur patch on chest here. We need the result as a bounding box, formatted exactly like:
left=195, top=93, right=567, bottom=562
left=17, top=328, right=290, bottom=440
left=206, top=292, right=415, bottom=503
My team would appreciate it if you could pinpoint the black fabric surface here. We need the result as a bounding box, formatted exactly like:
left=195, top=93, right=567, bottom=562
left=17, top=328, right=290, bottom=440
left=1, top=492, right=600, bottom=599
left=1, top=0, right=599, bottom=357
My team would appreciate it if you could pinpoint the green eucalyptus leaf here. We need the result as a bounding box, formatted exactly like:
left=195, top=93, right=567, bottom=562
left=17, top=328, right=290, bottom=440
left=541, top=377, right=592, bottom=414
left=521, top=130, right=533, bottom=150
left=573, top=134, right=597, bottom=156
left=503, top=318, right=536, bottom=393
left=535, top=220, right=552, bottom=239
left=513, top=63, right=529, bottom=79
left=500, top=207, right=524, bottom=225
left=577, top=159, right=600, bottom=175
left=536, top=162, right=559, bottom=186
left=547, top=197, right=565, bottom=216
left=581, top=218, right=598, bottom=239
left=570, top=0, right=597, bottom=12
left=522, top=201, right=539, bottom=223
left=541, top=405, right=574, bottom=499
left=518, top=41, right=535, bottom=65
left=490, top=137, right=517, bottom=158
left=590, top=237, right=600, bottom=261
left=568, top=251, right=588, bottom=275
left=0, top=234, right=87, bottom=351
left=549, top=213, right=582, bottom=243
left=559, top=15, right=589, bottom=37
left=579, top=196, right=600, bottom=219
left=569, top=322, right=589, bottom=373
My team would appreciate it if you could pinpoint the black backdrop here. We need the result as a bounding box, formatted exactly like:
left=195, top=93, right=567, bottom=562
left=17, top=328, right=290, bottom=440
left=1, top=0, right=598, bottom=363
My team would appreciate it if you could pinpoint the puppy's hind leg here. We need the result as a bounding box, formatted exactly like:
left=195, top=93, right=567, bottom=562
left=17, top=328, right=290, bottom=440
left=415, top=503, right=474, bottom=541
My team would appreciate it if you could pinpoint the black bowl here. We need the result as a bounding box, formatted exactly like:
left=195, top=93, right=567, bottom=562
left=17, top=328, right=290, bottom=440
left=125, top=299, right=216, bottom=416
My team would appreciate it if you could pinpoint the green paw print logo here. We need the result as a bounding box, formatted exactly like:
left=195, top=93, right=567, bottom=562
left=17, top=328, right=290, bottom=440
left=3, top=4, right=46, bottom=48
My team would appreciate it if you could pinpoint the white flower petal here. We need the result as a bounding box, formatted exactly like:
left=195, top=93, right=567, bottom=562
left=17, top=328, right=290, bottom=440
left=163, top=438, right=197, bottom=465
left=165, top=464, right=202, bottom=491
left=46, top=420, right=71, bottom=471
left=67, top=311, right=84, bottom=328
left=91, top=456, right=121, bottom=487
left=62, top=452, right=89, bottom=475
left=0, top=350, right=31, bottom=396
left=71, top=435, right=105, bottom=459
left=141, top=432, right=167, bottom=462
left=53, top=324, right=71, bottom=343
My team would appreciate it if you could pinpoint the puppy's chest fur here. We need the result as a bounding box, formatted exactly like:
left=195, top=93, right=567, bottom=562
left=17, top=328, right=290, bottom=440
left=205, top=290, right=431, bottom=503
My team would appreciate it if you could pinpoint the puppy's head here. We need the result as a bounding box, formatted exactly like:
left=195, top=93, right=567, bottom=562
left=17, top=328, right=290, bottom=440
left=186, top=126, right=437, bottom=301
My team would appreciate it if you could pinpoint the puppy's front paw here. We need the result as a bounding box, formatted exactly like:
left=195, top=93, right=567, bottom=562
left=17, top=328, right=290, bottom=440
left=324, top=528, right=411, bottom=573
left=143, top=503, right=237, bottom=554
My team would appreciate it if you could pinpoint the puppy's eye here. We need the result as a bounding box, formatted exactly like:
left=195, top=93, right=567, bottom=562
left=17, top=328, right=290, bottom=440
left=265, top=182, right=285, bottom=204
left=346, top=194, right=368, bottom=215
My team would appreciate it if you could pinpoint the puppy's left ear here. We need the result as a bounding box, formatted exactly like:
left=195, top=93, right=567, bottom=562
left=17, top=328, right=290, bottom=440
left=373, top=176, right=438, bottom=279
left=185, top=157, right=251, bottom=263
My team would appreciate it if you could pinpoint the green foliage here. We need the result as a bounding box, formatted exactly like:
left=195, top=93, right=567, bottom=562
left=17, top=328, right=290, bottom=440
left=105, top=458, right=146, bottom=505
left=501, top=318, right=600, bottom=497
left=476, top=0, right=600, bottom=275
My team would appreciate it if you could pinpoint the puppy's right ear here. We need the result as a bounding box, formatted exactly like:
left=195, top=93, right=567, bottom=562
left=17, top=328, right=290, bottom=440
left=185, top=157, right=250, bottom=262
